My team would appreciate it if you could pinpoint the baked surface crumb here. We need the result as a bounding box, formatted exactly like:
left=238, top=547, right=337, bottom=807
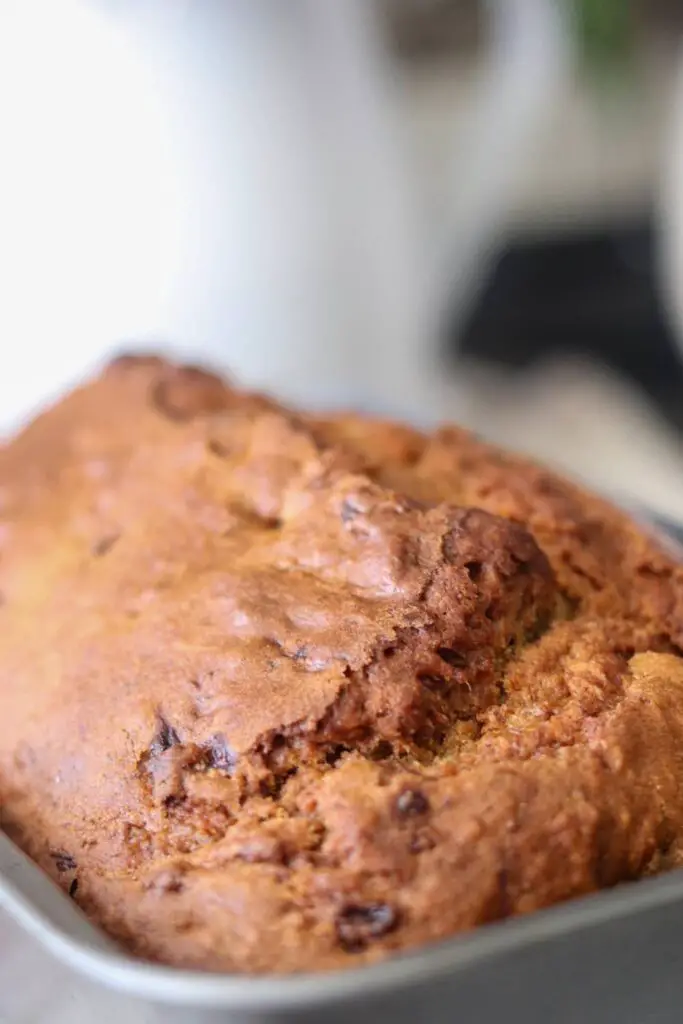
left=2, top=356, right=683, bottom=974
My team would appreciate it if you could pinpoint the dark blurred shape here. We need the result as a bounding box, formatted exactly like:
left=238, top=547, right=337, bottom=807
left=384, top=0, right=683, bottom=63
left=382, top=0, right=482, bottom=59
left=453, top=218, right=683, bottom=434
left=638, top=0, right=683, bottom=33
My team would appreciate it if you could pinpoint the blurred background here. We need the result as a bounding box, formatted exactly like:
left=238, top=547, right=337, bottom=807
left=3, top=0, right=683, bottom=520
left=392, top=0, right=683, bottom=520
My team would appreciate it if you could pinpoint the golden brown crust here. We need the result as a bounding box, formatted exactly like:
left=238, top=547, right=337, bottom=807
left=2, top=356, right=683, bottom=973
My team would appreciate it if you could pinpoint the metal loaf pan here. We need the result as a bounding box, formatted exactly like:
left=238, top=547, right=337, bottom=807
left=2, top=513, right=683, bottom=1024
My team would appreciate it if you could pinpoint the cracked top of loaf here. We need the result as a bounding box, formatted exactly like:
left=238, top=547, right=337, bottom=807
left=2, top=355, right=683, bottom=974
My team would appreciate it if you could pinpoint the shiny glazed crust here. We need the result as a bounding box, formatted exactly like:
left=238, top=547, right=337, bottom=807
left=2, top=356, right=683, bottom=974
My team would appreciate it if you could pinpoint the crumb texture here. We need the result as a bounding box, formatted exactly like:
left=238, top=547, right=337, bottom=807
left=2, top=356, right=683, bottom=974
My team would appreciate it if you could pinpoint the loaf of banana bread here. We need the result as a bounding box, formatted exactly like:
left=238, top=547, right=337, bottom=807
left=2, top=355, right=683, bottom=974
